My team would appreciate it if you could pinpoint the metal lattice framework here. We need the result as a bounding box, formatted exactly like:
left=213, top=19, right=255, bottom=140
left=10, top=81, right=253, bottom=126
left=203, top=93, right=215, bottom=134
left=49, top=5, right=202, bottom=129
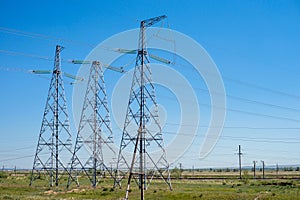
left=67, top=61, right=117, bottom=188
left=30, top=45, right=73, bottom=187
left=115, top=15, right=172, bottom=199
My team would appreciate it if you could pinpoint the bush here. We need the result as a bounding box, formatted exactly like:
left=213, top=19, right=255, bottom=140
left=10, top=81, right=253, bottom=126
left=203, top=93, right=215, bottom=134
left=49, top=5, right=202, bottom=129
left=2, top=195, right=13, bottom=200
left=171, top=167, right=181, bottom=179
left=0, top=171, right=8, bottom=178
left=242, top=170, right=250, bottom=184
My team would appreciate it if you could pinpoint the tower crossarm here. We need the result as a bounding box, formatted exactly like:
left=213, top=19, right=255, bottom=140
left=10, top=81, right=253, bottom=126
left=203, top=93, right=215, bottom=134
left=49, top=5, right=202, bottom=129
left=140, top=15, right=167, bottom=28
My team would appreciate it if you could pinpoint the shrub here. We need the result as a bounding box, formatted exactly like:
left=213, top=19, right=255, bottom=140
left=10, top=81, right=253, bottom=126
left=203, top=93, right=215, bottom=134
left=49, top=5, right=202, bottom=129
left=0, top=171, right=8, bottom=178
left=2, top=195, right=13, bottom=200
left=242, top=170, right=250, bottom=184
left=171, top=167, right=181, bottom=179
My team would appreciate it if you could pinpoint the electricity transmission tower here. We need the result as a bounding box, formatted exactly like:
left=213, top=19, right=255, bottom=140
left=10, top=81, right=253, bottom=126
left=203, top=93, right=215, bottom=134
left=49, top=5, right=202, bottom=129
left=67, top=61, right=117, bottom=188
left=30, top=45, right=73, bottom=187
left=115, top=15, right=172, bottom=199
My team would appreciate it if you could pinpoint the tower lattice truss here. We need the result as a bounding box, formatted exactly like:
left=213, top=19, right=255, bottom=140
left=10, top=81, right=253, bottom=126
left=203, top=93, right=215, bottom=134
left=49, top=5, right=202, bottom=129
left=116, top=16, right=172, bottom=191
left=68, top=61, right=116, bottom=188
left=30, top=45, right=73, bottom=187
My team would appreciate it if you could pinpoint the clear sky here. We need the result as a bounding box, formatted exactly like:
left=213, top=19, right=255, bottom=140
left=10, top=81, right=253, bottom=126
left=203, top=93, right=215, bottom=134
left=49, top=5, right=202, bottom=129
left=0, top=0, right=300, bottom=170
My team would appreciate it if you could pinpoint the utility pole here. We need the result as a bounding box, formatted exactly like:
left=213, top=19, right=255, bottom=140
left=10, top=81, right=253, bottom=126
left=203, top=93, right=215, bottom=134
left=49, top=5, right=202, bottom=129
left=238, top=145, right=243, bottom=179
left=253, top=161, right=257, bottom=179
left=192, top=165, right=194, bottom=177
left=110, top=162, right=113, bottom=175
left=179, top=163, right=182, bottom=179
left=276, top=163, right=279, bottom=178
left=261, top=160, right=265, bottom=179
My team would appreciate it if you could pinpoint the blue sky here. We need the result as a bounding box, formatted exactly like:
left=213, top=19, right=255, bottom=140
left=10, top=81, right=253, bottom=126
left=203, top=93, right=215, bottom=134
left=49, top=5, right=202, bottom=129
left=0, top=0, right=300, bottom=170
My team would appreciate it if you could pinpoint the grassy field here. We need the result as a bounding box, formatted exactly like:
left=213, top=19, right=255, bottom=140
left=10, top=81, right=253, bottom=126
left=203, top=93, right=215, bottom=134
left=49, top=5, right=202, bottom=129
left=1, top=171, right=300, bottom=199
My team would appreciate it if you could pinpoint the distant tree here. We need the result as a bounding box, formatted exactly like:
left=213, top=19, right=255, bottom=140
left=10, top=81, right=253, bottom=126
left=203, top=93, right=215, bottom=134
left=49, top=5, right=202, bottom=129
left=283, top=167, right=293, bottom=171
left=171, top=167, right=181, bottom=179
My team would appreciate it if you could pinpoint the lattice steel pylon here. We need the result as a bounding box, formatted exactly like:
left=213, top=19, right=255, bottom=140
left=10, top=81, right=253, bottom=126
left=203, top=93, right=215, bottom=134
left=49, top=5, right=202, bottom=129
left=30, top=45, right=73, bottom=187
left=67, top=61, right=117, bottom=188
left=115, top=15, right=172, bottom=199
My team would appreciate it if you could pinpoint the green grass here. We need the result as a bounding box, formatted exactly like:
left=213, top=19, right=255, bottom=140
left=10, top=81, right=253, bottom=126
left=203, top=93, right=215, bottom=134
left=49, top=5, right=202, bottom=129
left=0, top=172, right=300, bottom=199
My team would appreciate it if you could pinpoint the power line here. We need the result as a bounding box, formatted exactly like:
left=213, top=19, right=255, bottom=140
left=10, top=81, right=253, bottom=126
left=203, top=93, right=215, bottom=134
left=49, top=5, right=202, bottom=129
left=0, top=26, right=95, bottom=47
left=0, top=26, right=120, bottom=54
left=0, top=153, right=47, bottom=162
left=166, top=101, right=300, bottom=124
left=0, top=66, right=29, bottom=73
left=158, top=85, right=300, bottom=114
left=222, top=135, right=300, bottom=144
left=160, top=130, right=300, bottom=144
left=226, top=106, right=300, bottom=123
left=0, top=49, right=52, bottom=61
left=194, top=86, right=300, bottom=113
left=0, top=49, right=76, bottom=64
left=3, top=49, right=298, bottom=117
left=2, top=25, right=300, bottom=103
left=2, top=26, right=300, bottom=120
left=224, top=77, right=300, bottom=99
left=165, top=122, right=300, bottom=130
left=173, top=59, right=300, bottom=100
left=0, top=146, right=33, bottom=153
left=158, top=94, right=300, bottom=123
